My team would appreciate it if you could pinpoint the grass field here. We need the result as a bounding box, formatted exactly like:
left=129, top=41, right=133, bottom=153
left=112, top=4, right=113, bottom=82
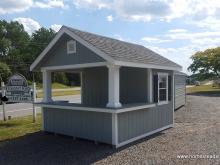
left=37, top=90, right=80, bottom=98
left=186, top=85, right=220, bottom=94
left=0, top=115, right=41, bottom=142
left=36, top=82, right=79, bottom=90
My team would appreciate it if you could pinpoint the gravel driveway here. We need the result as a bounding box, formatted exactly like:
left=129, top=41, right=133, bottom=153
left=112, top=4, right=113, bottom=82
left=0, top=95, right=219, bottom=165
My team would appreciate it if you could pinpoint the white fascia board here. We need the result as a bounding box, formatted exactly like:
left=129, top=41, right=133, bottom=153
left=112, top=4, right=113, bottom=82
left=30, top=26, right=115, bottom=71
left=114, top=61, right=182, bottom=71
left=41, top=62, right=109, bottom=71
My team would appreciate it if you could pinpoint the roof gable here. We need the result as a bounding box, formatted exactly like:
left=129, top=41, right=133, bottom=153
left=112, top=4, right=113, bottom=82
left=37, top=34, right=105, bottom=69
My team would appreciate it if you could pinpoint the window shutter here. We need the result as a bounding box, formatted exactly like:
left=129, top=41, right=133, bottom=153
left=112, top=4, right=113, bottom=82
left=168, top=75, right=172, bottom=101
left=153, top=75, right=158, bottom=103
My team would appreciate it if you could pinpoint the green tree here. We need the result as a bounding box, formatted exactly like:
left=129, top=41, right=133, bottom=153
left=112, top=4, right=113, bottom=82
left=0, top=20, right=30, bottom=75
left=26, top=27, right=56, bottom=62
left=0, top=62, right=11, bottom=82
left=25, top=27, right=56, bottom=82
left=188, top=47, right=220, bottom=79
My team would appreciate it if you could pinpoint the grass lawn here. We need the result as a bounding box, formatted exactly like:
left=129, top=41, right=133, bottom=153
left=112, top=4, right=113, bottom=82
left=36, top=82, right=78, bottom=90
left=37, top=90, right=80, bottom=98
left=186, top=85, right=220, bottom=94
left=0, top=115, right=41, bottom=142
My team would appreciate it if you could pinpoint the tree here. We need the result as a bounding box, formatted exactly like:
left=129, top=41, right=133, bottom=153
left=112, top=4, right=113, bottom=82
left=0, top=20, right=30, bottom=76
left=188, top=47, right=220, bottom=79
left=0, top=62, right=11, bottom=82
left=26, top=27, right=56, bottom=61
left=24, top=28, right=56, bottom=82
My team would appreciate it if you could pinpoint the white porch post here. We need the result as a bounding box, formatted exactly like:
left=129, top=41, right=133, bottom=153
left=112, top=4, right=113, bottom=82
left=42, top=70, right=53, bottom=102
left=147, top=68, right=153, bottom=103
left=106, top=65, right=122, bottom=108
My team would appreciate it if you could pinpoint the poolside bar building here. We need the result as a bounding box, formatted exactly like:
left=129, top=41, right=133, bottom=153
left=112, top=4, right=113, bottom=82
left=31, top=26, right=183, bottom=148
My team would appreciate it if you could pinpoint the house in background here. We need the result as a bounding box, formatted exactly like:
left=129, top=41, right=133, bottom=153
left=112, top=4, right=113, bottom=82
left=31, top=26, right=184, bottom=148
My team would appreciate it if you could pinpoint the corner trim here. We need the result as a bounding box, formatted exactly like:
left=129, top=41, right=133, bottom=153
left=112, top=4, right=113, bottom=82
left=112, top=113, right=118, bottom=145
left=116, top=124, right=173, bottom=148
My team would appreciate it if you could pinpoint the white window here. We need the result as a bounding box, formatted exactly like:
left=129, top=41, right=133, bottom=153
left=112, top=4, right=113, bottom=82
left=158, top=73, right=168, bottom=105
left=67, top=40, right=76, bottom=54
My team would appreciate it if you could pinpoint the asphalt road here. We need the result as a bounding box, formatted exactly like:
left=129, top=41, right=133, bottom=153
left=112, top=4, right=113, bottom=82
left=0, top=95, right=81, bottom=120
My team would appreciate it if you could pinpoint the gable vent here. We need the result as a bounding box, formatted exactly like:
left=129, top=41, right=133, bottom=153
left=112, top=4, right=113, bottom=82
left=67, top=40, right=76, bottom=54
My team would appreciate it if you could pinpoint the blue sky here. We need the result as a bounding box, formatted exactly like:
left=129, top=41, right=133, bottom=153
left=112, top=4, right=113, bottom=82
left=1, top=0, right=220, bottom=74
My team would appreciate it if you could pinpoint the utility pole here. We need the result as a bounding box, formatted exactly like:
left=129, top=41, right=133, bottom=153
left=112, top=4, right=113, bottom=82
left=32, top=82, right=37, bottom=122
left=1, top=82, right=6, bottom=121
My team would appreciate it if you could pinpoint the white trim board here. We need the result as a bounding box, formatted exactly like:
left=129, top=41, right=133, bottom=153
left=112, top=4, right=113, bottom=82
left=41, top=62, right=108, bottom=71
left=112, top=113, right=118, bottom=146
left=116, top=124, right=173, bottom=148
left=114, top=61, right=182, bottom=71
left=35, top=103, right=156, bottom=114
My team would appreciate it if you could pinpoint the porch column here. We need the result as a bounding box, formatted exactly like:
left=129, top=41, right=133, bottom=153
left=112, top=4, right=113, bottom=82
left=106, top=65, right=122, bottom=108
left=147, top=68, right=153, bottom=103
left=42, top=70, right=53, bottom=102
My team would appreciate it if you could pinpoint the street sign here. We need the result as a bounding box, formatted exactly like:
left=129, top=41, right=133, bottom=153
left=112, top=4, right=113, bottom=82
left=5, top=74, right=33, bottom=103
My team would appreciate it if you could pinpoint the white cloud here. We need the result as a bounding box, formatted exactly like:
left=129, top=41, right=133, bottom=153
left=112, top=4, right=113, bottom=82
left=106, top=15, right=113, bottom=22
left=0, top=0, right=67, bottom=14
left=148, top=45, right=196, bottom=74
left=165, top=31, right=220, bottom=45
left=73, top=0, right=111, bottom=10
left=113, top=34, right=125, bottom=41
left=114, top=0, right=172, bottom=22
left=141, top=37, right=171, bottom=44
left=0, top=0, right=33, bottom=14
left=72, top=0, right=220, bottom=23
left=141, top=28, right=220, bottom=74
left=51, top=24, right=62, bottom=32
left=34, top=0, right=67, bottom=9
left=14, top=17, right=41, bottom=34
left=168, top=29, right=188, bottom=33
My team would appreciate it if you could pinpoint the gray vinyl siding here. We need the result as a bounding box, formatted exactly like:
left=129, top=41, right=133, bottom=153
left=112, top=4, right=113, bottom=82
left=82, top=67, right=108, bottom=107
left=175, top=74, right=186, bottom=109
left=120, top=67, right=148, bottom=104
left=117, top=69, right=174, bottom=143
left=117, top=103, right=173, bottom=143
left=43, top=108, right=112, bottom=144
left=40, top=34, right=105, bottom=68
left=82, top=66, right=149, bottom=107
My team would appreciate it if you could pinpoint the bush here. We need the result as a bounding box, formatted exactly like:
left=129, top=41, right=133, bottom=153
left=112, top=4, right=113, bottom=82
left=0, top=62, right=11, bottom=82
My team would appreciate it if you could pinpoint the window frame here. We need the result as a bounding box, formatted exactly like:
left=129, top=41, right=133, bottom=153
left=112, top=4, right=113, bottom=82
left=157, top=72, right=169, bottom=105
left=67, top=40, right=76, bottom=54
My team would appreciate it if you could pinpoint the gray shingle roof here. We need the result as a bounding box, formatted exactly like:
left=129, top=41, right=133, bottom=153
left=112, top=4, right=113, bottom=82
left=66, top=26, right=181, bottom=69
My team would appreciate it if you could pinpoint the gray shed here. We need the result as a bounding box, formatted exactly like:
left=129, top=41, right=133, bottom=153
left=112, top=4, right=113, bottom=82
left=31, top=26, right=182, bottom=148
left=174, top=71, right=187, bottom=110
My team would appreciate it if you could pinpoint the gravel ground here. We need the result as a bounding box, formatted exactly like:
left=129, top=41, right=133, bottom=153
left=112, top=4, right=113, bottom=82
left=0, top=95, right=219, bottom=165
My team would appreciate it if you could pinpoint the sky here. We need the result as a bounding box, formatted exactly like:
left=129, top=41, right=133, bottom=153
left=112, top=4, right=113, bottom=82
left=1, top=0, right=220, bottom=74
